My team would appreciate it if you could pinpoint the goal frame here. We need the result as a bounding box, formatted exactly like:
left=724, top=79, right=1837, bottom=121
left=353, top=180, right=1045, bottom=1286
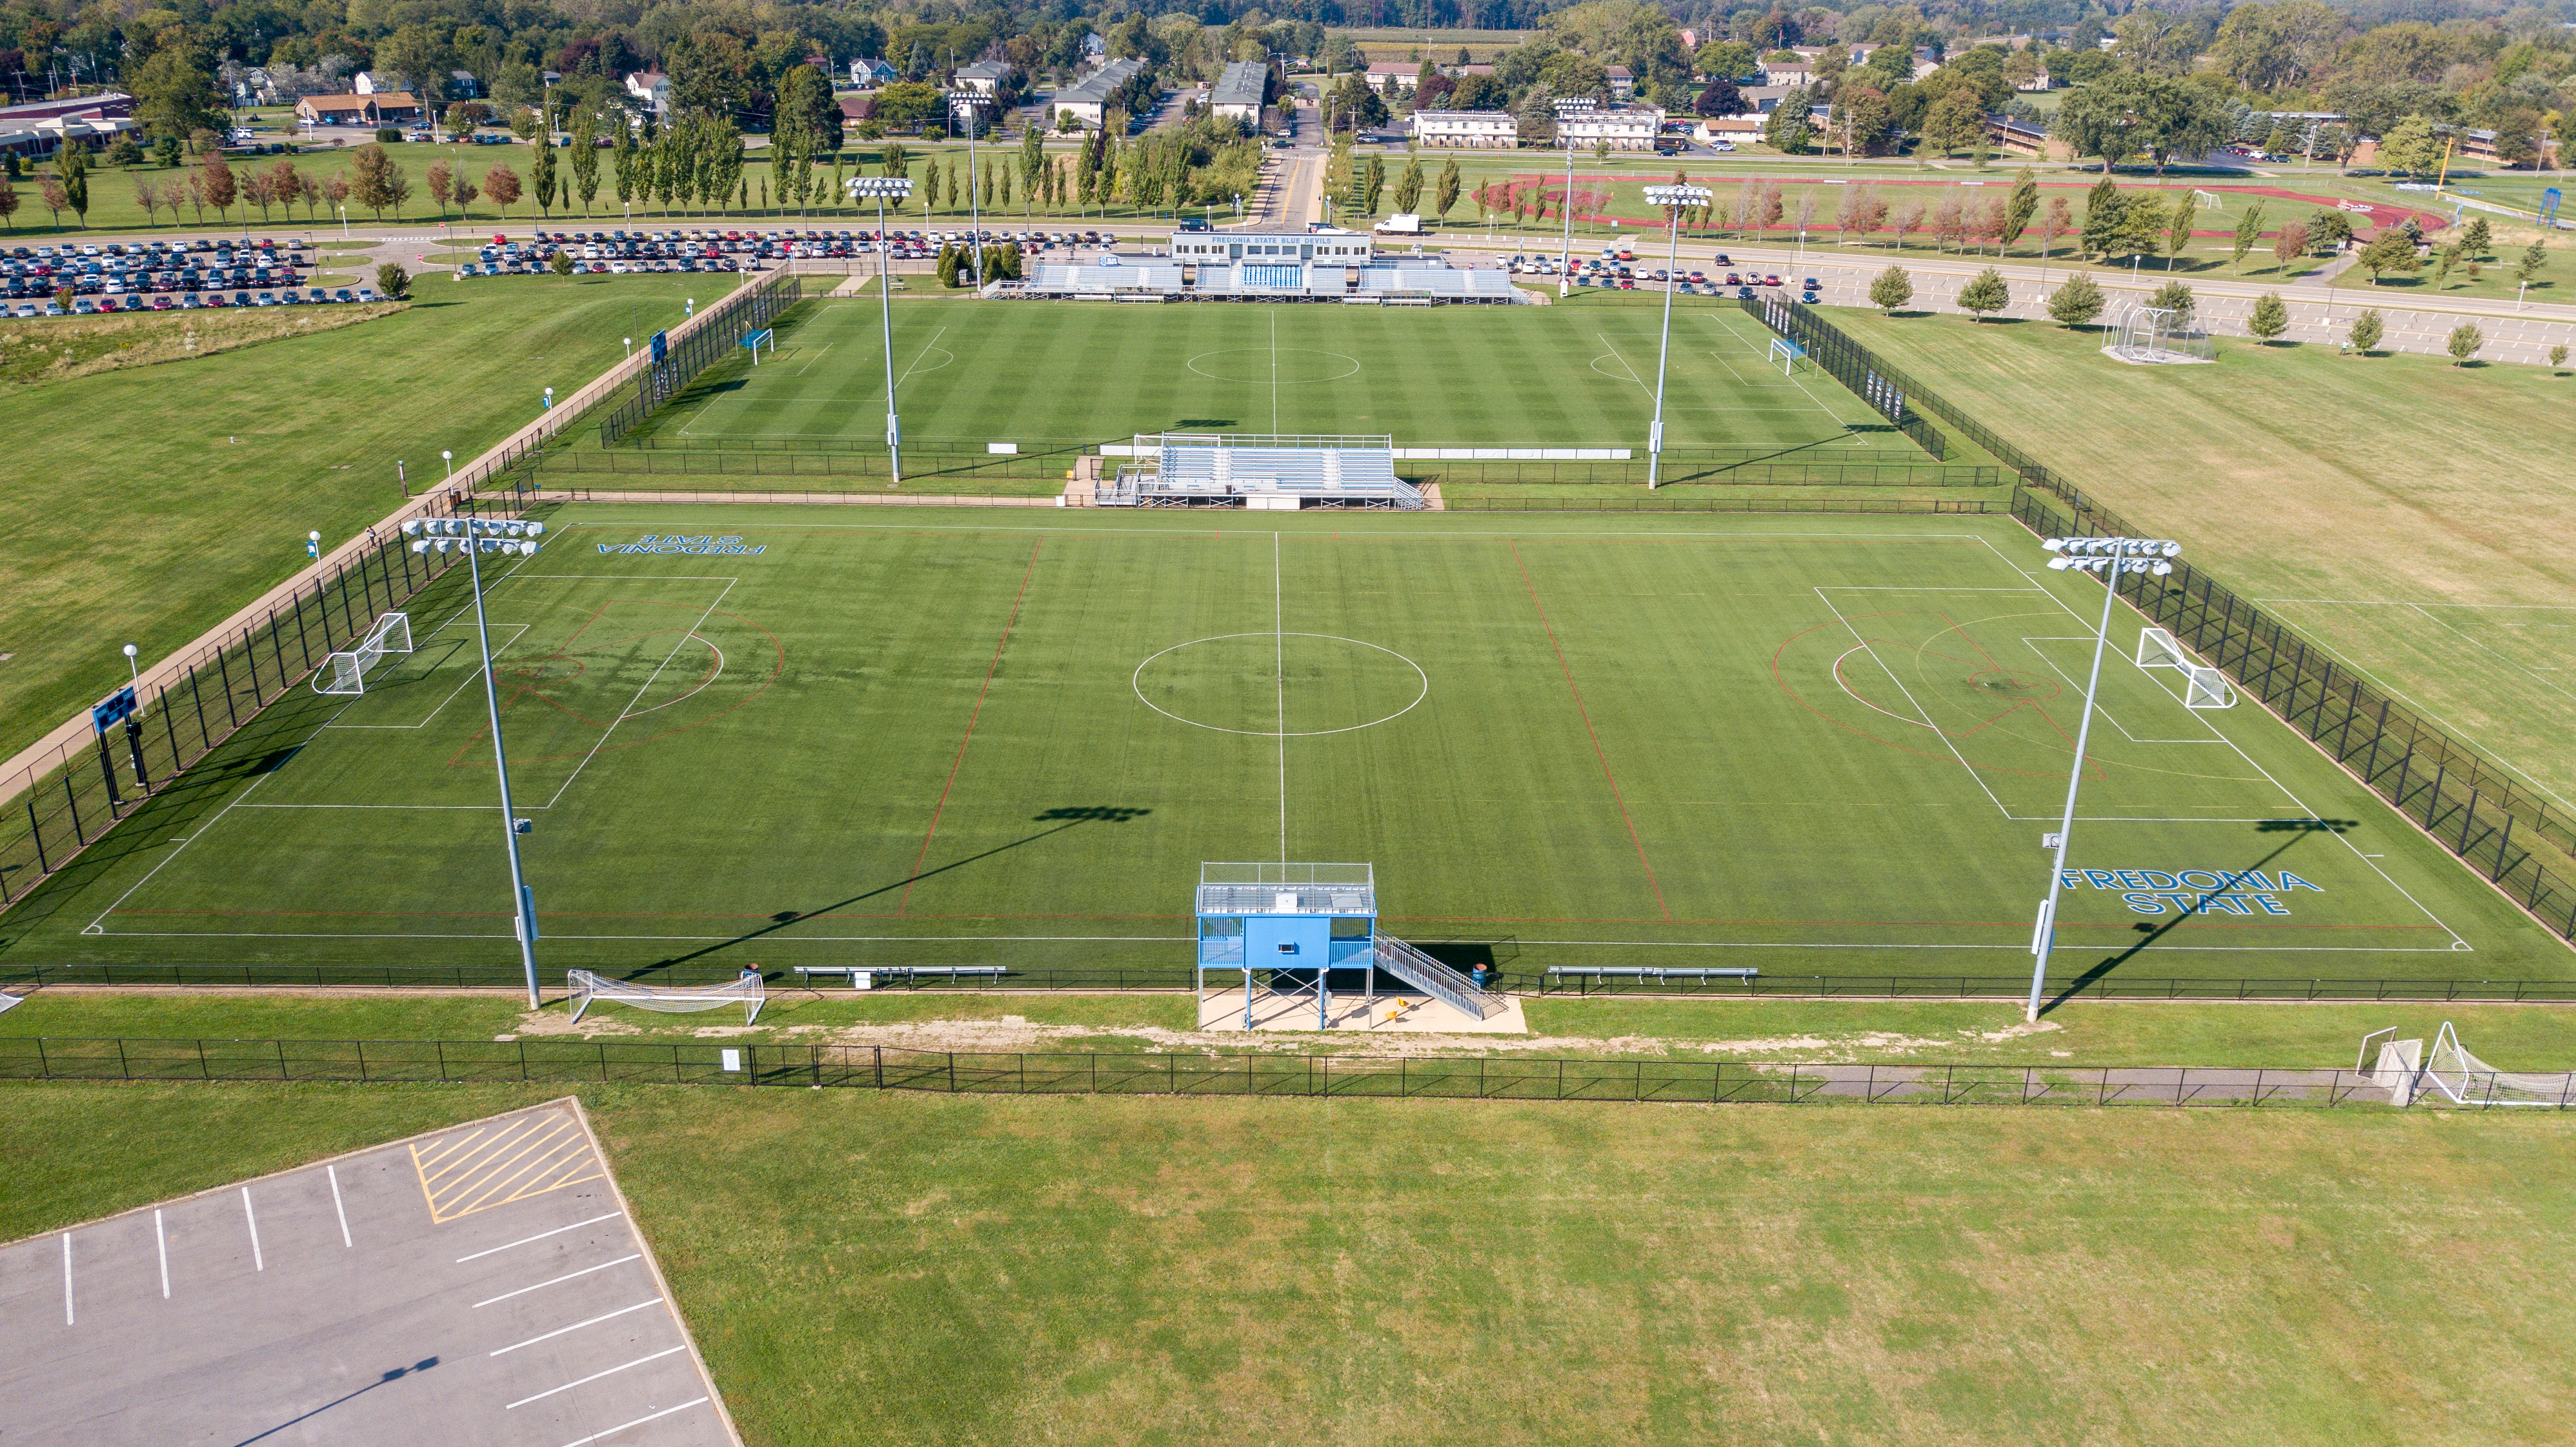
left=313, top=611, right=413, bottom=696
left=2136, top=625, right=2189, bottom=670
left=1767, top=336, right=1809, bottom=376
left=567, top=968, right=767, bottom=1026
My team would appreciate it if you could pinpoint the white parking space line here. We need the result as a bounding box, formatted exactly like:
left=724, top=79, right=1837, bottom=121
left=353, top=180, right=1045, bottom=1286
left=556, top=1396, right=710, bottom=1447
left=156, top=1211, right=170, bottom=1299
left=472, top=1254, right=641, bottom=1309
left=328, top=1165, right=352, bottom=1248
left=241, top=1188, right=264, bottom=1271
left=503, top=1345, right=690, bottom=1410
left=456, top=1210, right=627, bottom=1264
left=490, top=1299, right=661, bottom=1356
left=61, top=1235, right=73, bottom=1324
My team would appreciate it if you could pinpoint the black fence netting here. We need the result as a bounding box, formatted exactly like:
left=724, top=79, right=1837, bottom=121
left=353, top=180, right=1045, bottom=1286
left=6, top=1036, right=2564, bottom=1109
left=592, top=271, right=807, bottom=448
left=0, top=495, right=496, bottom=909
left=1738, top=298, right=2576, bottom=947
left=1736, top=296, right=1947, bottom=458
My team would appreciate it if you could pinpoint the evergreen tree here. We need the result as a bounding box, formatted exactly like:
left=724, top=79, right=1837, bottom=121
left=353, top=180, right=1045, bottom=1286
left=2000, top=167, right=2038, bottom=248
left=2078, top=175, right=2124, bottom=259
left=569, top=108, right=601, bottom=215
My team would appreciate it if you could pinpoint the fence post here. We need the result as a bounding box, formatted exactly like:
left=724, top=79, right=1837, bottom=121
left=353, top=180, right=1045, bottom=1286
left=874, top=1045, right=883, bottom=1090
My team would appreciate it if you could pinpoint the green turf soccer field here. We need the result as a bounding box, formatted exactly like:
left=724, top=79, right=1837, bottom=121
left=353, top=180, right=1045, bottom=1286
left=633, top=296, right=1913, bottom=454
left=3, top=505, right=2566, bottom=987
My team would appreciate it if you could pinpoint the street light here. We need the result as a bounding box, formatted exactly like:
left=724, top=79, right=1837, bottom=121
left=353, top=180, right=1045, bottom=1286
left=623, top=336, right=632, bottom=359
left=1640, top=183, right=1711, bottom=489
left=848, top=175, right=917, bottom=485
left=1553, top=97, right=1597, bottom=296
left=402, top=514, right=548, bottom=1009
left=946, top=88, right=996, bottom=282
left=2024, top=535, right=2181, bottom=1022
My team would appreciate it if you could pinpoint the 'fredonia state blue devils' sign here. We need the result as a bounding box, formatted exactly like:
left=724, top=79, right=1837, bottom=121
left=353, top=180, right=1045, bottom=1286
left=2060, top=868, right=2325, bottom=915
left=598, top=534, right=766, bottom=556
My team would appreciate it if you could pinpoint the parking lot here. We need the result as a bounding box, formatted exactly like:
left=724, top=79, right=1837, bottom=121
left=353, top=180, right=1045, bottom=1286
left=0, top=1100, right=737, bottom=1447
left=2, top=235, right=368, bottom=316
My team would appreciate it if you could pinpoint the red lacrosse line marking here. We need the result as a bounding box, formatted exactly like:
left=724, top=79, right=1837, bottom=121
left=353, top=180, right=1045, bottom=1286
left=899, top=539, right=1044, bottom=916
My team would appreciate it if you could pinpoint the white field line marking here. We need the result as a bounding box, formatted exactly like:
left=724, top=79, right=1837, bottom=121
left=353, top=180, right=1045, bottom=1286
left=505, top=1346, right=690, bottom=1410
left=1707, top=310, right=1876, bottom=430
left=241, top=1188, right=263, bottom=1271
left=1593, top=332, right=1648, bottom=395
left=156, top=1211, right=169, bottom=1298
left=1987, top=538, right=2468, bottom=948
left=458, top=1210, right=627, bottom=1263
left=61, top=1235, right=72, bottom=1324
left=553, top=1397, right=709, bottom=1447
left=544, top=519, right=2001, bottom=543
left=794, top=341, right=834, bottom=376
left=321, top=623, right=530, bottom=730
left=82, top=549, right=545, bottom=928
left=540, top=578, right=737, bottom=809
left=894, top=325, right=950, bottom=390
left=489, top=1299, right=661, bottom=1356
left=473, top=1254, right=641, bottom=1309
left=1269, top=309, right=1278, bottom=432
left=327, top=1165, right=351, bottom=1248
left=623, top=636, right=723, bottom=716
left=1274, top=532, right=1287, bottom=862
left=1815, top=587, right=2013, bottom=818
left=2016, top=635, right=2242, bottom=750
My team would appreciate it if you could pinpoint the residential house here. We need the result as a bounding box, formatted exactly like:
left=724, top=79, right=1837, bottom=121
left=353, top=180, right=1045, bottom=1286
left=1760, top=60, right=1816, bottom=88
left=295, top=92, right=419, bottom=125
left=1413, top=109, right=1516, bottom=148
left=1606, top=65, right=1635, bottom=99
left=1983, top=113, right=2071, bottom=159
left=1210, top=60, right=1271, bottom=123
left=1363, top=61, right=1418, bottom=93
left=625, top=70, right=671, bottom=116
left=448, top=69, right=480, bottom=99
left=851, top=58, right=898, bottom=87
left=1560, top=104, right=1662, bottom=150
left=954, top=60, right=1013, bottom=96
left=1052, top=57, right=1146, bottom=130
left=352, top=70, right=384, bottom=94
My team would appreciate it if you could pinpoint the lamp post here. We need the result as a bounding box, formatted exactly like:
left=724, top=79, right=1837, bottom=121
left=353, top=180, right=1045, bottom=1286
left=441, top=448, right=454, bottom=492
left=1640, top=182, right=1711, bottom=489
left=1553, top=96, right=1596, bottom=296
left=2024, top=535, right=2180, bottom=1022
left=402, top=514, right=548, bottom=1009
left=947, top=89, right=995, bottom=281
left=847, top=175, right=916, bottom=484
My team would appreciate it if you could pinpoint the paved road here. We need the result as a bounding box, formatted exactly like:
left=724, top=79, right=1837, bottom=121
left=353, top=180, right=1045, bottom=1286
left=0, top=1100, right=736, bottom=1447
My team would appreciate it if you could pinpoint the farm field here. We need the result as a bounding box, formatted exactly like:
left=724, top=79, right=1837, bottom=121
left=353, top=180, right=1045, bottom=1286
left=0, top=274, right=710, bottom=762
left=2, top=505, right=2563, bottom=989
left=10, top=1080, right=2576, bottom=1446
left=1831, top=309, right=2576, bottom=810
left=638, top=294, right=1913, bottom=452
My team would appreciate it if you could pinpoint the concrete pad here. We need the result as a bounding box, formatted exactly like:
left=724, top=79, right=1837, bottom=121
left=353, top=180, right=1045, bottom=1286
left=1196, top=987, right=1528, bottom=1034
left=0, top=1099, right=738, bottom=1447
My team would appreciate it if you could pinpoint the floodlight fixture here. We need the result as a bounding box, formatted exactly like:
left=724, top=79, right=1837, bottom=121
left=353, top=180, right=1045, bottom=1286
left=2023, top=534, right=2185, bottom=1022
left=847, top=177, right=916, bottom=484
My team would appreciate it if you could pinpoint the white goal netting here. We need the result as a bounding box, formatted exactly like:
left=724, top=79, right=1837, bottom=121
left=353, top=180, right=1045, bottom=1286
left=314, top=611, right=413, bottom=695
left=568, top=968, right=766, bottom=1025
left=2137, top=627, right=2235, bottom=710
left=2419, top=1021, right=2572, bottom=1108
left=2103, top=304, right=2216, bottom=365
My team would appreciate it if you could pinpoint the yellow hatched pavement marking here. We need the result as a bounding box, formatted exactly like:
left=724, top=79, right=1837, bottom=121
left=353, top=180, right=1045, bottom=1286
left=408, top=1109, right=609, bottom=1225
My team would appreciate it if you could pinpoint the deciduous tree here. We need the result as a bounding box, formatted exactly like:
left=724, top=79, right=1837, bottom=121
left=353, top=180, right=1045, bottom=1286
left=1870, top=265, right=1912, bottom=312
left=2355, top=230, right=2417, bottom=283
left=2446, top=322, right=2483, bottom=365
left=2048, top=270, right=2106, bottom=327
left=483, top=163, right=521, bottom=219
left=2248, top=290, right=2289, bottom=341
left=349, top=143, right=401, bottom=220
left=198, top=150, right=236, bottom=221
left=1958, top=266, right=2009, bottom=318
left=2348, top=308, right=2383, bottom=353
left=2231, top=201, right=2266, bottom=274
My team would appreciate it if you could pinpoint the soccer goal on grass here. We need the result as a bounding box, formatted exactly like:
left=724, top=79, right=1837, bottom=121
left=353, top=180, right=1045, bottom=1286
left=740, top=327, right=775, bottom=363
left=2135, top=627, right=2235, bottom=710
left=567, top=968, right=766, bottom=1025
left=312, top=611, right=412, bottom=695
left=2419, top=1021, right=2573, bottom=1107
left=1767, top=336, right=1810, bottom=376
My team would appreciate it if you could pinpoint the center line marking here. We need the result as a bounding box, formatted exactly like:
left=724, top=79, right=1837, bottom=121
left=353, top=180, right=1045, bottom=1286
left=505, top=1345, right=690, bottom=1410
left=241, top=1188, right=263, bottom=1271
left=490, top=1299, right=661, bottom=1356
left=474, top=1253, right=641, bottom=1308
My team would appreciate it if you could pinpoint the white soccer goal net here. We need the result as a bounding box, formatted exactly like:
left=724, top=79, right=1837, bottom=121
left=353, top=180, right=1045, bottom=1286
left=314, top=611, right=412, bottom=695
left=2138, top=627, right=2235, bottom=709
left=567, top=968, right=766, bottom=1025
left=2418, top=1021, right=2572, bottom=1107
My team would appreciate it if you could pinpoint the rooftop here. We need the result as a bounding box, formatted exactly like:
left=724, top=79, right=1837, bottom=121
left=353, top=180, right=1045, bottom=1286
left=1211, top=59, right=1268, bottom=109
left=1056, top=57, right=1146, bottom=106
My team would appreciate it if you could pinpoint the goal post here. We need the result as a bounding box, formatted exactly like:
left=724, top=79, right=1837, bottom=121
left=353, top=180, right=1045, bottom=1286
left=2136, top=625, right=2188, bottom=669
left=568, top=968, right=766, bottom=1026
left=1767, top=336, right=1808, bottom=376
left=2182, top=664, right=2236, bottom=711
left=314, top=611, right=412, bottom=695
left=740, top=328, right=775, bottom=363
left=2419, top=1020, right=2573, bottom=1106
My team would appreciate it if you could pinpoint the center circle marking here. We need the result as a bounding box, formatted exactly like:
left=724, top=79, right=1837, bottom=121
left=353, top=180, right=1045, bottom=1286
left=1132, top=633, right=1429, bottom=736
left=1183, top=349, right=1363, bottom=385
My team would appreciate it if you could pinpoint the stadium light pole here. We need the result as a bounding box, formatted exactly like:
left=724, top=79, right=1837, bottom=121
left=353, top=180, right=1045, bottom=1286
left=947, top=89, right=994, bottom=281
left=2024, top=535, right=2180, bottom=1022
left=402, top=514, right=548, bottom=1009
left=847, top=175, right=916, bottom=484
left=1553, top=96, right=1596, bottom=296
left=1640, top=183, right=1711, bottom=489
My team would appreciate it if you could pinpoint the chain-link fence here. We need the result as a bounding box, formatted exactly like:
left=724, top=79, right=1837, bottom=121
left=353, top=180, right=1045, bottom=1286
left=7, top=1036, right=2563, bottom=1109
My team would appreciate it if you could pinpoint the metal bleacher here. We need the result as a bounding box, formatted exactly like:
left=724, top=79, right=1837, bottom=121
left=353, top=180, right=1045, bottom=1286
left=1096, top=433, right=1424, bottom=509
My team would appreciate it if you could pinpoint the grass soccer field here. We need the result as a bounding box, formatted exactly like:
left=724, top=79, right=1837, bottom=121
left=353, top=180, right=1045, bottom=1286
left=635, top=296, right=1916, bottom=455
left=1, top=504, right=2564, bottom=987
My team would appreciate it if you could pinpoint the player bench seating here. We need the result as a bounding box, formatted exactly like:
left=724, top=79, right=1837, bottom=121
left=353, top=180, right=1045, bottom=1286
left=1546, top=966, right=1760, bottom=980
left=795, top=964, right=1009, bottom=989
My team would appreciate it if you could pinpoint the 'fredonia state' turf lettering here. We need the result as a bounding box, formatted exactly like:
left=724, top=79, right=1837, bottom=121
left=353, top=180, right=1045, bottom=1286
left=2060, top=868, right=2326, bottom=916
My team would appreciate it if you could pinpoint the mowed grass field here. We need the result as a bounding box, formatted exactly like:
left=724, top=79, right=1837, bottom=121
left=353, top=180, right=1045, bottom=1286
left=1832, top=310, right=2576, bottom=813
left=637, top=296, right=1912, bottom=453
left=11, top=1081, right=2576, bottom=1446
left=2, top=505, right=2563, bottom=986
left=0, top=275, right=714, bottom=762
